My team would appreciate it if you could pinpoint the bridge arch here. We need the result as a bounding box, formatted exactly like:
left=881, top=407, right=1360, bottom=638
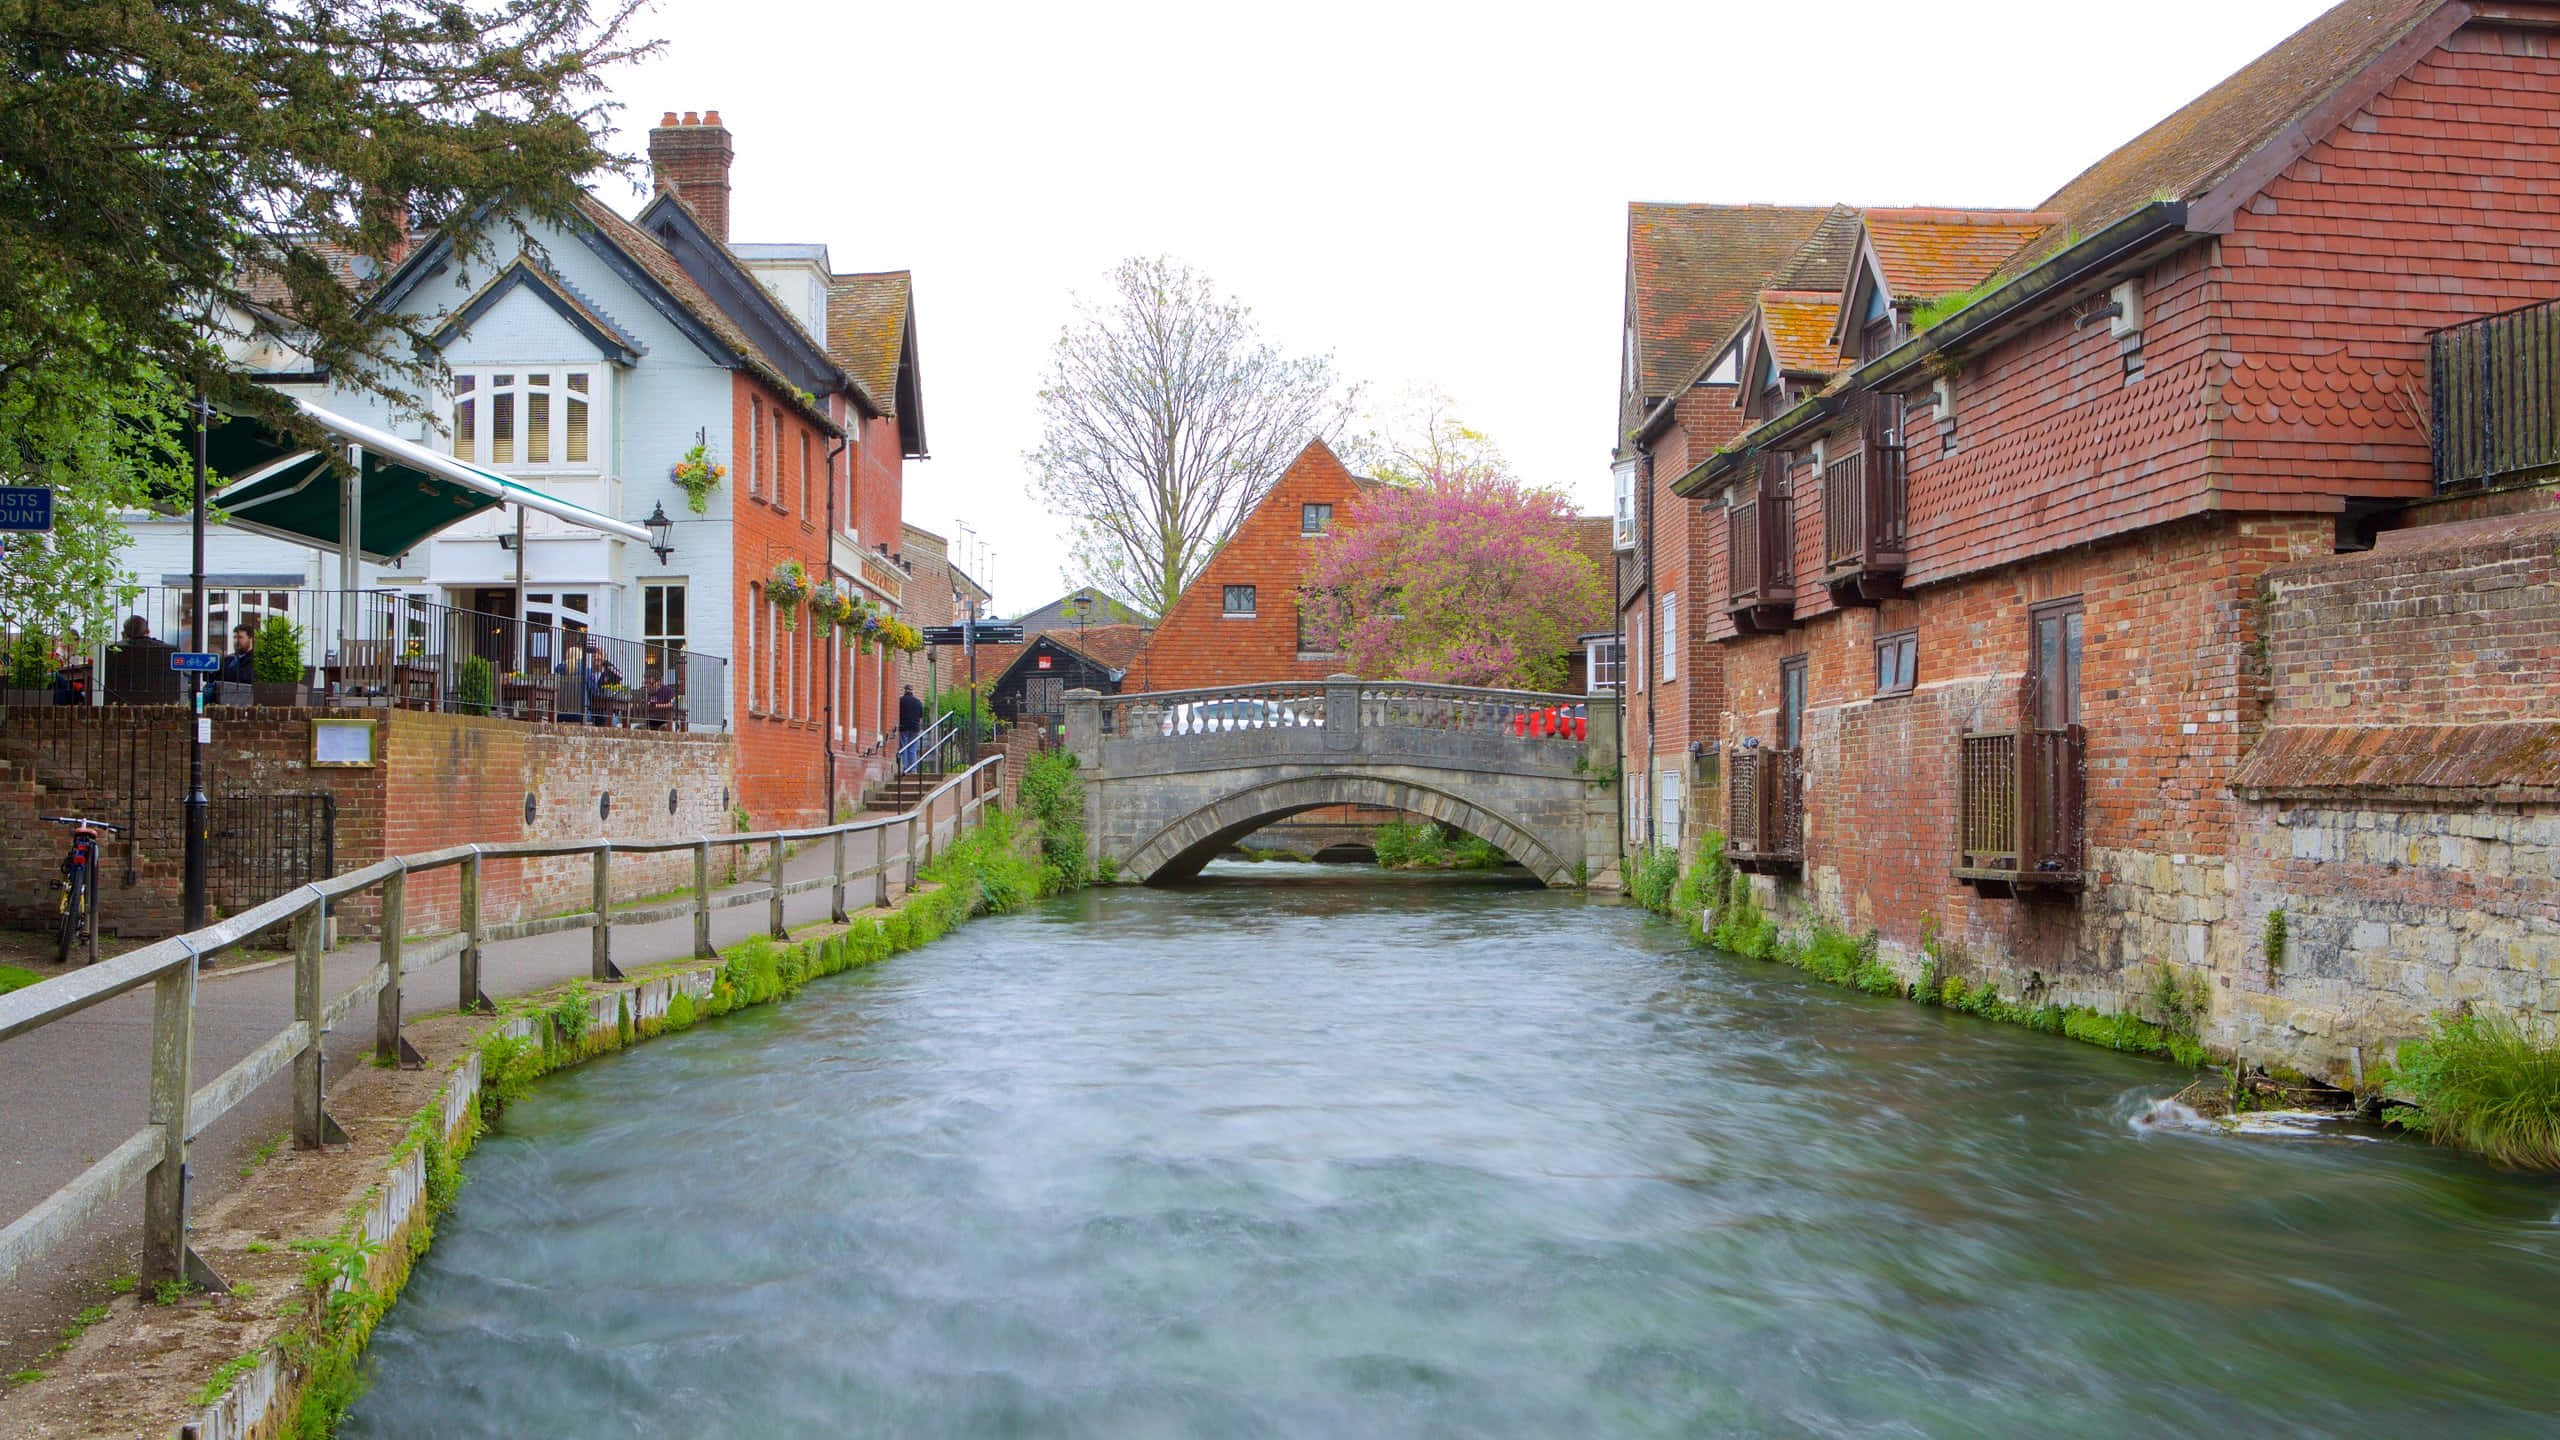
left=1123, top=772, right=1575, bottom=886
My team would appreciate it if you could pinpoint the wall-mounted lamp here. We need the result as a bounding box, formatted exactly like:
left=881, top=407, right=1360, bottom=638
left=644, top=502, right=675, bottom=565
left=496, top=532, right=518, bottom=552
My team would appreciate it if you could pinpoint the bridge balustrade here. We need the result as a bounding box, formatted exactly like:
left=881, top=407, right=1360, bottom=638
left=1098, top=679, right=1588, bottom=745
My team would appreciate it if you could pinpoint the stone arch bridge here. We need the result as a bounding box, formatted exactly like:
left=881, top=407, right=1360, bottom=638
left=1065, top=678, right=1622, bottom=889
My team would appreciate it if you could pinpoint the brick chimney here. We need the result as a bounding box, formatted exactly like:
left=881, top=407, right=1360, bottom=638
left=648, top=109, right=733, bottom=243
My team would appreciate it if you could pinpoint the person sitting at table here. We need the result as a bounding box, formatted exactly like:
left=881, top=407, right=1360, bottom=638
left=643, top=670, right=679, bottom=729
left=554, top=644, right=592, bottom=724
left=218, top=624, right=256, bottom=684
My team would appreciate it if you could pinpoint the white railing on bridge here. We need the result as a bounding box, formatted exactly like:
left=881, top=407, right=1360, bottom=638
left=1097, top=678, right=1588, bottom=743
left=0, top=756, right=1006, bottom=1301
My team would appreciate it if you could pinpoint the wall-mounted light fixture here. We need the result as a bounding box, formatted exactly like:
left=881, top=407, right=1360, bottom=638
left=497, top=532, right=518, bottom=552
left=644, top=502, right=675, bottom=565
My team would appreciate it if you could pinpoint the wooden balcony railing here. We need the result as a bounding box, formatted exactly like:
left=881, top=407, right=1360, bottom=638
left=1725, top=463, right=1796, bottom=633
left=1821, top=394, right=1908, bottom=604
left=1955, top=725, right=2086, bottom=896
left=2432, top=295, right=2560, bottom=491
left=1726, top=746, right=1803, bottom=873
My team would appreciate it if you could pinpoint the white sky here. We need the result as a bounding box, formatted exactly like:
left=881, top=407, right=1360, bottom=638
left=597, top=0, right=2333, bottom=613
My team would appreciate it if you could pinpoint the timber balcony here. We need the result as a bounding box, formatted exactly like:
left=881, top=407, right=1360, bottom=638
left=1725, top=745, right=1803, bottom=873
left=2432, top=295, right=2560, bottom=490
left=1954, top=725, right=2087, bottom=897
left=1820, top=397, right=1908, bottom=605
left=1725, top=466, right=1796, bottom=633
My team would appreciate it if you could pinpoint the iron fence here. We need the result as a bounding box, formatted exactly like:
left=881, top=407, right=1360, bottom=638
left=98, top=587, right=727, bottom=732
left=208, top=793, right=335, bottom=920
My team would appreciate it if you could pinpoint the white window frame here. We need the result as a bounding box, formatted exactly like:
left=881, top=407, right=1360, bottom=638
left=745, top=583, right=761, bottom=714
left=1586, top=638, right=1622, bottom=693
left=1632, top=612, right=1647, bottom=693
left=1657, top=770, right=1682, bottom=849
left=1660, top=593, right=1677, bottom=683
left=448, top=368, right=604, bottom=474
left=1612, top=457, right=1638, bottom=551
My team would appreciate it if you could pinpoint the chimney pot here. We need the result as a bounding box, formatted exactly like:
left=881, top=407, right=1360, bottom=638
left=660, top=110, right=677, bottom=126
left=704, top=109, right=722, bottom=125
left=682, top=110, right=699, bottom=125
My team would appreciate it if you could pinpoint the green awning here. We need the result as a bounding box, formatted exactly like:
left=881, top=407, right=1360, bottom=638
left=207, top=399, right=652, bottom=561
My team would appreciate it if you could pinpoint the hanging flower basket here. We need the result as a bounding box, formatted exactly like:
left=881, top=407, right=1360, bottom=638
left=769, top=561, right=808, bottom=629
left=879, top=616, right=924, bottom=654
left=807, top=580, right=858, bottom=637
left=672, top=429, right=726, bottom=515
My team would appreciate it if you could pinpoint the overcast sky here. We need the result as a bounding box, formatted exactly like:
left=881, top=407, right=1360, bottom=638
left=596, top=0, right=2333, bottom=614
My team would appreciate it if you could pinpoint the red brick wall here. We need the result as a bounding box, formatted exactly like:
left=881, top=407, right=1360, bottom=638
left=0, top=708, right=735, bottom=940
left=731, top=371, right=833, bottom=826
left=1625, top=385, right=1748, bottom=842
left=1140, top=441, right=1371, bottom=691
left=1713, top=514, right=2331, bottom=972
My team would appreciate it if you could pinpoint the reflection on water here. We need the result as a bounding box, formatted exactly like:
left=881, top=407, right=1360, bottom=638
left=346, top=861, right=2560, bottom=1438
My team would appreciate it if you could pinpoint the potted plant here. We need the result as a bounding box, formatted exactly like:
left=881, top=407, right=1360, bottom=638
left=3, top=631, right=54, bottom=707
left=455, top=655, right=495, bottom=716
left=672, top=429, right=726, bottom=515
left=251, top=614, right=306, bottom=707
left=769, top=561, right=808, bottom=629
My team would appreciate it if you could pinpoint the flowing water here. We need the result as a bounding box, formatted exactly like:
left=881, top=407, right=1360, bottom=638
left=345, top=864, right=2560, bottom=1437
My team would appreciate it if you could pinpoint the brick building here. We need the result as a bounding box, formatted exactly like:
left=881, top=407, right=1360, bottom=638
left=1137, top=439, right=1378, bottom=692
left=1630, top=0, right=2560, bottom=1077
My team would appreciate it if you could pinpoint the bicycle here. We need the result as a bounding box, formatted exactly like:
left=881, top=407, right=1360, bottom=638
left=46, top=815, right=120, bottom=966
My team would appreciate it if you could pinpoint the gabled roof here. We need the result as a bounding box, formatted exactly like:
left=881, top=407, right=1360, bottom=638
left=430, top=256, right=645, bottom=365
left=827, top=271, right=927, bottom=457
left=632, top=191, right=852, bottom=421
left=1764, top=206, right=1867, bottom=293
left=1047, top=622, right=1152, bottom=674
left=1626, top=203, right=1841, bottom=402
left=1860, top=209, right=2061, bottom=300
left=1759, top=292, right=1845, bottom=377
left=1998, top=0, right=2453, bottom=281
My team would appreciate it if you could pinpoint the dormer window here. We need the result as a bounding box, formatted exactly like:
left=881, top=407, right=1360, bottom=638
left=1702, top=344, right=1741, bottom=387
left=1758, top=344, right=1786, bottom=417
left=1851, top=269, right=1897, bottom=362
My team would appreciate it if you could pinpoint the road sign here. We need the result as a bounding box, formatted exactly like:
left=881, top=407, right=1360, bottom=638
left=922, top=620, right=1025, bottom=648
left=170, top=651, right=221, bottom=673
left=0, top=486, right=53, bottom=532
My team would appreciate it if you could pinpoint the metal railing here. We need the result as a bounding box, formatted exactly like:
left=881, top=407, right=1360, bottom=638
left=900, top=710, right=963, bottom=774
left=1096, top=680, right=1588, bottom=743
left=99, top=587, right=729, bottom=732
left=1956, top=726, right=2086, bottom=884
left=0, top=754, right=1004, bottom=1298
left=2432, top=295, right=2560, bottom=490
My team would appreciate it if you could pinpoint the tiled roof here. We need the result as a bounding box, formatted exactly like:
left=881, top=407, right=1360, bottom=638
left=1627, top=203, right=1839, bottom=400
left=1861, top=210, right=2060, bottom=300
left=2233, top=721, right=2560, bottom=799
left=572, top=194, right=834, bottom=427
left=1050, top=622, right=1152, bottom=674
left=825, top=272, right=910, bottom=416
left=1760, top=291, right=1844, bottom=376
left=1999, top=0, right=2449, bottom=281
left=237, top=240, right=386, bottom=310
left=1765, top=206, right=1866, bottom=292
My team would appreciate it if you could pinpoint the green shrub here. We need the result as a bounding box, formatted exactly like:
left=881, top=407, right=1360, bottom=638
left=252, top=615, right=303, bottom=684
left=1019, top=750, right=1089, bottom=891
left=455, top=655, right=495, bottom=716
left=6, top=632, right=51, bottom=688
left=1451, top=833, right=1504, bottom=869
left=1706, top=867, right=1777, bottom=958
left=1627, top=846, right=1680, bottom=912
left=1373, top=821, right=1442, bottom=869
left=2389, top=1012, right=2560, bottom=1169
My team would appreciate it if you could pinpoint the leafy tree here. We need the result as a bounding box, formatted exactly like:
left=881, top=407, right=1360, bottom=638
left=1028, top=256, right=1356, bottom=619
left=0, top=0, right=651, bottom=432
left=1304, top=468, right=1606, bottom=692
left=0, top=339, right=183, bottom=649
left=1342, top=383, right=1509, bottom=488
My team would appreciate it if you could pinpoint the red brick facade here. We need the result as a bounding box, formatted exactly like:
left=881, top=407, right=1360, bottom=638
left=730, top=370, right=836, bottom=827
left=1138, top=441, right=1373, bottom=692
left=1627, top=2, right=2560, bottom=1073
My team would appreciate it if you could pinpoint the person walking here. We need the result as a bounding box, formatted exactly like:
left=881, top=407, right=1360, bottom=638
left=897, top=684, right=925, bottom=769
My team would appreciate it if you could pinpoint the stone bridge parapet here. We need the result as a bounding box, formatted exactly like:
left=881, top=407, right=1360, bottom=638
left=1067, top=677, right=1621, bottom=888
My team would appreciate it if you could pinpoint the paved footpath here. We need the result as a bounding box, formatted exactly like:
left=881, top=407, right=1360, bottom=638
left=0, top=824, right=917, bottom=1366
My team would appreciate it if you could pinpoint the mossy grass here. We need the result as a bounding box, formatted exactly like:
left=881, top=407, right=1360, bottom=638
left=0, top=963, right=44, bottom=995
left=2386, top=1011, right=2560, bottom=1169
left=1373, top=821, right=1505, bottom=871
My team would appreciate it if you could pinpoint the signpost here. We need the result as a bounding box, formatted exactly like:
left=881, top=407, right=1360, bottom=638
left=170, top=652, right=221, bottom=674
left=0, top=486, right=53, bottom=532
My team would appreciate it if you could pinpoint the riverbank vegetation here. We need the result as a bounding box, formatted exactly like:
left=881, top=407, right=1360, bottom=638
left=1019, top=750, right=1090, bottom=891
left=1373, top=821, right=1504, bottom=871
left=1634, top=831, right=2208, bottom=1069
left=2385, top=1012, right=2560, bottom=1169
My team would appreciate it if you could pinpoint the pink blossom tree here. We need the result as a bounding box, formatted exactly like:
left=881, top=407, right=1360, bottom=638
left=1303, top=469, right=1606, bottom=692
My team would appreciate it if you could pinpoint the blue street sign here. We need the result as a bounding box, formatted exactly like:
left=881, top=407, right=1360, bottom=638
left=0, top=486, right=52, bottom=532
left=171, top=651, right=221, bottom=673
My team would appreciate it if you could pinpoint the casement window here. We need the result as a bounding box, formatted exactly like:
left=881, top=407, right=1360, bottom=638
left=1656, top=770, right=1682, bottom=849
left=798, top=430, right=813, bottom=516
left=1779, top=655, right=1807, bottom=751
left=643, top=581, right=687, bottom=685
left=1632, top=612, right=1647, bottom=693
left=1302, top=502, right=1333, bottom=535
left=1296, top=592, right=1336, bottom=657
left=2030, top=598, right=2085, bottom=729
left=450, top=371, right=597, bottom=471
left=1876, top=629, right=1917, bottom=697
left=1612, top=457, right=1638, bottom=551
left=1586, top=638, right=1623, bottom=692
left=522, top=592, right=589, bottom=670
left=1223, top=584, right=1257, bottom=617
left=747, top=399, right=765, bottom=498
left=745, top=583, right=760, bottom=712
left=1758, top=345, right=1785, bottom=418
left=1660, top=593, right=1677, bottom=683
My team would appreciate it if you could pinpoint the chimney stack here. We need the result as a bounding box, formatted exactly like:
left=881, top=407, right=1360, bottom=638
left=648, top=109, right=733, bottom=243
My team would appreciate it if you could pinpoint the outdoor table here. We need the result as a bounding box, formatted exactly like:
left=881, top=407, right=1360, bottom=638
left=501, top=679, right=555, bottom=722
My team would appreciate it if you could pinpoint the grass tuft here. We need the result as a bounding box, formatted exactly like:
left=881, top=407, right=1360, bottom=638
left=2388, top=1012, right=2560, bottom=1169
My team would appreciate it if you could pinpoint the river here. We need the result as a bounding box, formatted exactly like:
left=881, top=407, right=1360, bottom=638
left=343, top=863, right=2560, bottom=1437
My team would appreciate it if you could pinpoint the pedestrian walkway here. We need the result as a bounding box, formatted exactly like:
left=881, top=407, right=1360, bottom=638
left=0, top=820, right=916, bottom=1367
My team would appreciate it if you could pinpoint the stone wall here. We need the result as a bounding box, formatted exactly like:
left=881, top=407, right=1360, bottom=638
left=0, top=707, right=735, bottom=941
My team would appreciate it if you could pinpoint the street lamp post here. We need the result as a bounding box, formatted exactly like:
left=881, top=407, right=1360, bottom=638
left=182, top=397, right=209, bottom=932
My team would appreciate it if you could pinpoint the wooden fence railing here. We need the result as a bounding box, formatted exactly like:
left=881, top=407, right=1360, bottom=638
left=0, top=755, right=1005, bottom=1298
